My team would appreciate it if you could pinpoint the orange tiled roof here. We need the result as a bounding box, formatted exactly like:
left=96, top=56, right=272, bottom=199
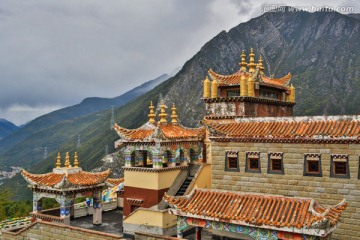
left=114, top=122, right=205, bottom=141
left=106, top=178, right=124, bottom=187
left=160, top=125, right=205, bottom=139
left=114, top=124, right=154, bottom=140
left=164, top=189, right=347, bottom=231
left=208, top=116, right=360, bottom=141
left=22, top=169, right=111, bottom=188
left=208, top=69, right=250, bottom=86
left=260, top=73, right=292, bottom=87
left=208, top=69, right=291, bottom=87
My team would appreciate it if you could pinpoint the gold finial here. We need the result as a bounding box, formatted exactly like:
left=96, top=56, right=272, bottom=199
left=258, top=55, right=265, bottom=75
left=148, top=101, right=156, bottom=123
left=56, top=152, right=61, bottom=168
left=203, top=76, right=211, bottom=98
left=248, top=48, right=256, bottom=73
left=171, top=103, right=178, bottom=123
left=65, top=152, right=70, bottom=168
left=158, top=100, right=168, bottom=123
left=240, top=50, right=247, bottom=71
left=74, top=152, right=79, bottom=168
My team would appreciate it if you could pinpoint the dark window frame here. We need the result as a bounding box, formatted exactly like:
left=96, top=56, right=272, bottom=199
left=303, top=153, right=322, bottom=177
left=267, top=152, right=284, bottom=175
left=245, top=151, right=261, bottom=173
left=330, top=154, right=350, bottom=179
left=226, top=89, right=240, bottom=97
left=259, top=89, right=279, bottom=100
left=225, top=151, right=239, bottom=172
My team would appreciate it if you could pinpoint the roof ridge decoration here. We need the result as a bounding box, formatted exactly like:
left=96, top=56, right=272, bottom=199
left=164, top=188, right=348, bottom=236
left=158, top=100, right=168, bottom=124
left=148, top=101, right=156, bottom=123
left=206, top=49, right=292, bottom=89
left=56, top=152, right=61, bottom=168
left=171, top=103, right=178, bottom=123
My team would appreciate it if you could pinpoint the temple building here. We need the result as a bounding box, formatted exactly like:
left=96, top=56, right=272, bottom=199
left=163, top=49, right=353, bottom=240
left=113, top=100, right=210, bottom=236
left=21, top=152, right=111, bottom=226
left=203, top=48, right=295, bottom=123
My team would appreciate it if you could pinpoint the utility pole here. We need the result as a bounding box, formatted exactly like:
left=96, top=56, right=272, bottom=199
left=110, top=106, right=115, bottom=130
left=77, top=134, right=81, bottom=149
left=105, top=145, right=109, bottom=156
left=155, top=93, right=163, bottom=114
left=43, top=147, right=48, bottom=159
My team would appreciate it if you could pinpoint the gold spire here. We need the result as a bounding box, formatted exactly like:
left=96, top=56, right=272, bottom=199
left=56, top=152, right=61, bottom=168
left=240, top=75, right=247, bottom=96
left=65, top=152, right=70, bottom=168
left=211, top=79, right=218, bottom=98
left=148, top=101, right=156, bottom=123
left=258, top=55, right=265, bottom=75
left=240, top=50, right=247, bottom=71
left=289, top=84, right=296, bottom=103
left=203, top=76, right=211, bottom=98
left=158, top=100, right=168, bottom=123
left=247, top=76, right=255, bottom=97
left=74, top=152, right=79, bottom=168
left=171, top=103, right=178, bottom=123
left=248, top=48, right=256, bottom=73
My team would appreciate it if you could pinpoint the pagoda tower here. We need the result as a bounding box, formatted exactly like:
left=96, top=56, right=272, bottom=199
left=202, top=48, right=296, bottom=122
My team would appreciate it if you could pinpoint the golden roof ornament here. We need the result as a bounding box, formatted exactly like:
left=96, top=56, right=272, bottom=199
left=148, top=101, right=156, bottom=123
left=65, top=152, right=70, bottom=168
left=203, top=76, right=211, bottom=98
left=74, top=152, right=79, bottom=168
left=158, top=100, right=168, bottom=123
left=240, top=50, right=247, bottom=71
left=56, top=152, right=61, bottom=168
left=248, top=48, right=256, bottom=73
left=258, top=55, right=265, bottom=75
left=171, top=103, right=178, bottom=123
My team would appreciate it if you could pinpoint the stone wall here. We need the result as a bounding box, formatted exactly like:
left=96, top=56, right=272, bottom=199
left=211, top=141, right=360, bottom=240
left=1, top=221, right=123, bottom=240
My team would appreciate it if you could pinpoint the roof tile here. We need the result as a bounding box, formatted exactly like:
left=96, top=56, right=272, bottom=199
left=164, top=189, right=347, bottom=231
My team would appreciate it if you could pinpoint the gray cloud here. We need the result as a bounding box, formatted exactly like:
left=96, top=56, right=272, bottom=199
left=0, top=0, right=358, bottom=125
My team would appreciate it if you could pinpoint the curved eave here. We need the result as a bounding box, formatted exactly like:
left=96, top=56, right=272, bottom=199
left=21, top=169, right=112, bottom=189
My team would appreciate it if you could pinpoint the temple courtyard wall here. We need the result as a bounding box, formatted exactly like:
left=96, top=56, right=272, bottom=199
left=1, top=221, right=123, bottom=240
left=210, top=141, right=360, bottom=240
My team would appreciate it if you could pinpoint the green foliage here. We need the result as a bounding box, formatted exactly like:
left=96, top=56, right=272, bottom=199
left=0, top=188, right=32, bottom=221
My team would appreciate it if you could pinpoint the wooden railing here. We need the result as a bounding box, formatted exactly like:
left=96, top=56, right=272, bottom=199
left=30, top=212, right=64, bottom=224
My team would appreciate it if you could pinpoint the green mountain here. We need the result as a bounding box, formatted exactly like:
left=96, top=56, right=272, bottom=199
left=0, top=74, right=170, bottom=151
left=4, top=10, right=360, bottom=200
left=0, top=119, right=18, bottom=140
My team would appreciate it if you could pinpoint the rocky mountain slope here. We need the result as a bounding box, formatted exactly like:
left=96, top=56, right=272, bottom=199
left=3, top=10, right=360, bottom=200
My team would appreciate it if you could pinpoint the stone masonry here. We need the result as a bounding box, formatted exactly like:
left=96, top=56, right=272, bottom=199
left=210, top=141, right=360, bottom=240
left=1, top=221, right=123, bottom=240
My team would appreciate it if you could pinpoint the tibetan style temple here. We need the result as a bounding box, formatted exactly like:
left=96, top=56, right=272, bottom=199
left=162, top=49, right=352, bottom=240
left=22, top=152, right=111, bottom=225
left=113, top=100, right=208, bottom=236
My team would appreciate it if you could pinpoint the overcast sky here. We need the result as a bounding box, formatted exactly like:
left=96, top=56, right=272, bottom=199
left=0, top=0, right=358, bottom=125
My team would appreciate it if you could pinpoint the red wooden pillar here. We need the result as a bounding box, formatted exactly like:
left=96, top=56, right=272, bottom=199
left=196, top=226, right=202, bottom=240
